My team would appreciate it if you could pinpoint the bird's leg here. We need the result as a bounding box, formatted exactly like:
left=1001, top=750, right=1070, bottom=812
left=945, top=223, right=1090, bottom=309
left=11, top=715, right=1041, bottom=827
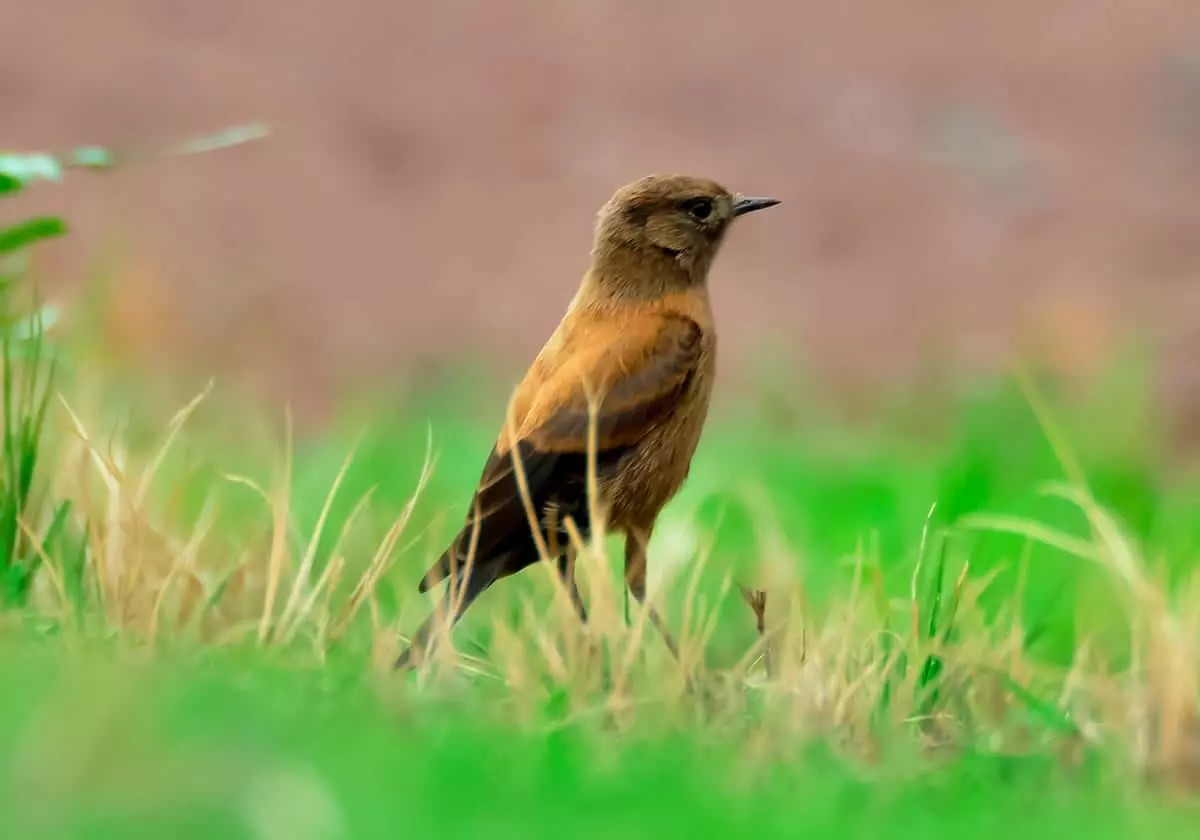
left=557, top=545, right=589, bottom=625
left=559, top=541, right=609, bottom=686
left=623, top=528, right=682, bottom=662
left=624, top=529, right=714, bottom=710
left=546, top=506, right=588, bottom=626
left=737, top=585, right=772, bottom=678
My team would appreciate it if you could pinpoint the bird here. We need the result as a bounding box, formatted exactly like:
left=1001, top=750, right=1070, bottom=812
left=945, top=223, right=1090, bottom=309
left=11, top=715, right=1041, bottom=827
left=394, top=173, right=779, bottom=669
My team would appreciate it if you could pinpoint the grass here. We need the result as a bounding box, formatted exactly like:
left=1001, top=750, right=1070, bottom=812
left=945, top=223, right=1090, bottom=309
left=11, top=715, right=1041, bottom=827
left=0, top=647, right=1194, bottom=840
left=0, top=326, right=1196, bottom=837
left=6, top=141, right=1200, bottom=837
left=0, top=651, right=1182, bottom=840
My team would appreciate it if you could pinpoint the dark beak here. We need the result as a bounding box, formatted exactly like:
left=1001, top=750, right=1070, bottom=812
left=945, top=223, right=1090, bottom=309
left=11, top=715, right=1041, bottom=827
left=732, top=195, right=781, bottom=217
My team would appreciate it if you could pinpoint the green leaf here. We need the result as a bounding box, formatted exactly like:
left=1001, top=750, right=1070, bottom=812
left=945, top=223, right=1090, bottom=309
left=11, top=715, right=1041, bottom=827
left=0, top=217, right=68, bottom=254
left=0, top=153, right=62, bottom=185
left=7, top=305, right=61, bottom=341
left=66, top=146, right=115, bottom=170
left=0, top=173, right=21, bottom=195
left=8, top=500, right=75, bottom=605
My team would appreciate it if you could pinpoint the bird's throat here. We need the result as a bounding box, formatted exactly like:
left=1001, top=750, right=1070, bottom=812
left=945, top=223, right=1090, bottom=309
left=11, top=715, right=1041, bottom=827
left=584, top=240, right=706, bottom=304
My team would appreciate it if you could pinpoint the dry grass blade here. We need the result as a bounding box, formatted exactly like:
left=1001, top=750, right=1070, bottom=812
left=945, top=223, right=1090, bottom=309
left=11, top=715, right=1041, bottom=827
left=147, top=494, right=218, bottom=644
left=16, top=515, right=69, bottom=614
left=281, top=486, right=370, bottom=646
left=957, top=514, right=1100, bottom=562
left=276, top=436, right=360, bottom=639
left=257, top=408, right=293, bottom=645
left=132, top=380, right=213, bottom=510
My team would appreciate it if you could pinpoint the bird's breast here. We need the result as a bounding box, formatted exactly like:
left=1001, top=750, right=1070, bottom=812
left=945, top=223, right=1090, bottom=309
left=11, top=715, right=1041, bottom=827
left=602, top=340, right=715, bottom=530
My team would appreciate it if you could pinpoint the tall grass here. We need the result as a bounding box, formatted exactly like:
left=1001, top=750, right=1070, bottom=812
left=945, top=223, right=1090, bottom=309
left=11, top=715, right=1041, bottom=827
left=0, top=160, right=74, bottom=609
left=0, top=127, right=266, bottom=617
left=0, top=349, right=1190, bottom=795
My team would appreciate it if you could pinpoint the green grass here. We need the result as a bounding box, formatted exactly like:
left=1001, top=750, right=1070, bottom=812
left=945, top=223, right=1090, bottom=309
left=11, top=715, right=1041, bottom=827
left=0, top=345, right=1192, bottom=838
left=0, top=641, right=1195, bottom=840
left=269, top=359, right=1193, bottom=665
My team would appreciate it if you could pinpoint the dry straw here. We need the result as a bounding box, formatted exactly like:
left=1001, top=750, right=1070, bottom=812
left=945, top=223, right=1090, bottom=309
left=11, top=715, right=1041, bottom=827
left=13, top=368, right=1200, bottom=789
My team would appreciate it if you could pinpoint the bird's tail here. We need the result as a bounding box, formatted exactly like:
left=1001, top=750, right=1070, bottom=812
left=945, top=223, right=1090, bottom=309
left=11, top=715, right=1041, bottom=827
left=392, top=608, right=445, bottom=670
left=395, top=563, right=496, bottom=669
left=418, top=515, right=487, bottom=594
left=416, top=548, right=454, bottom=594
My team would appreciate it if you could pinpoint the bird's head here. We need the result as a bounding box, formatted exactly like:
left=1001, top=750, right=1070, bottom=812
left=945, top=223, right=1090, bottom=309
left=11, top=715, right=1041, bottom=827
left=590, top=174, right=779, bottom=289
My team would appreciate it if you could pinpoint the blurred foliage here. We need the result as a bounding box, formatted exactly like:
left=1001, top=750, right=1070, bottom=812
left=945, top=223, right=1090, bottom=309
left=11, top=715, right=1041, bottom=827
left=0, top=646, right=1194, bottom=839
left=0, top=156, right=72, bottom=607
left=0, top=125, right=268, bottom=608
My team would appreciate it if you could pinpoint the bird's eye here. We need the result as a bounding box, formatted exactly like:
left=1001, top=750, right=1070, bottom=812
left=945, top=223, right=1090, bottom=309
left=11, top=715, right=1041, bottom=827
left=682, top=197, right=713, bottom=221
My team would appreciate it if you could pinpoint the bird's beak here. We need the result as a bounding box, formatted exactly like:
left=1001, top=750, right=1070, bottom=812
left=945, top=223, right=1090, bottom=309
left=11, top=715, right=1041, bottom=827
left=732, top=195, right=781, bottom=217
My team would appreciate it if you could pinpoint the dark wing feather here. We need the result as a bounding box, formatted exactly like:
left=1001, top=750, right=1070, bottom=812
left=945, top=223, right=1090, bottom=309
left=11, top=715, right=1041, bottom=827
left=529, top=315, right=703, bottom=452
left=417, top=315, right=703, bottom=593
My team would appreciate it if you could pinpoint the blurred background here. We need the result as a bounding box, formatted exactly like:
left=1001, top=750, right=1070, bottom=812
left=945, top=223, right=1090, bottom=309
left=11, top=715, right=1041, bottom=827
left=7, top=1, right=1200, bottom=430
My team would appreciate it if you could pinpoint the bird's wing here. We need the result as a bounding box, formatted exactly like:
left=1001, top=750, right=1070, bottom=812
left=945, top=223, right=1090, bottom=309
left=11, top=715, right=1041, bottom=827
left=523, top=313, right=705, bottom=453
left=417, top=314, right=703, bottom=592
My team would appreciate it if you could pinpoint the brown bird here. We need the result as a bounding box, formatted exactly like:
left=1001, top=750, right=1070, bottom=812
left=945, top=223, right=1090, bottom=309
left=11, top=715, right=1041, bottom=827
left=395, top=173, right=779, bottom=669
